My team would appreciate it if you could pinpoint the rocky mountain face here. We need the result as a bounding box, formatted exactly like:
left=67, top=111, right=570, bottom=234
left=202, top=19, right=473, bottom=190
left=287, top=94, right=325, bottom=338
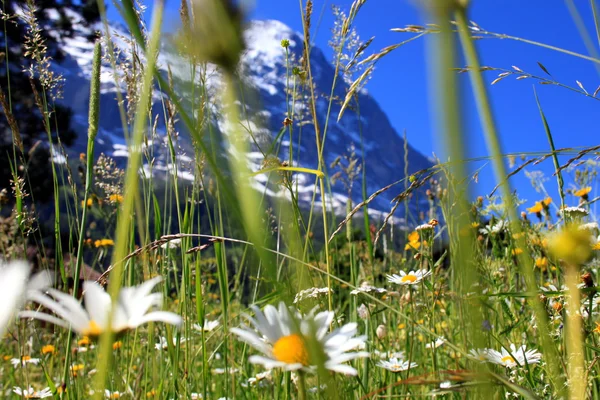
left=50, top=10, right=433, bottom=225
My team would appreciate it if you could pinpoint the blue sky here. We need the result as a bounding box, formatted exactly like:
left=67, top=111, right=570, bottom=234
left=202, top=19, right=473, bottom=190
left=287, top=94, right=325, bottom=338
left=248, top=0, right=600, bottom=210
left=108, top=0, right=600, bottom=212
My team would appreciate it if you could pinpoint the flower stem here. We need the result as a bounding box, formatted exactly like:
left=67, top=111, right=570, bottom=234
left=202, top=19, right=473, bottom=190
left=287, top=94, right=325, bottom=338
left=298, top=371, right=308, bottom=400
left=565, top=263, right=586, bottom=400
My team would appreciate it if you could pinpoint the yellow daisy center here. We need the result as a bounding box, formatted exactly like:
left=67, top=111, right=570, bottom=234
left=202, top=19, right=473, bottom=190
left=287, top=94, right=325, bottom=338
left=501, top=355, right=515, bottom=364
left=83, top=320, right=103, bottom=337
left=272, top=334, right=309, bottom=366
left=401, top=275, right=417, bottom=283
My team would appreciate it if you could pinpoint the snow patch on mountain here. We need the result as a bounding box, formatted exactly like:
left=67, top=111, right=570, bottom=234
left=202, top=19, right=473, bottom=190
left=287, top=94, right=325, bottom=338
left=50, top=11, right=433, bottom=225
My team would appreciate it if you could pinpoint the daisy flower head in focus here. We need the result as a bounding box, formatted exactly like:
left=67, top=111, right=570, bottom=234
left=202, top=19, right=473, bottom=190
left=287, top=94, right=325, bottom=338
left=21, top=276, right=182, bottom=338
left=230, top=302, right=369, bottom=375
left=387, top=269, right=431, bottom=286
left=486, top=344, right=542, bottom=368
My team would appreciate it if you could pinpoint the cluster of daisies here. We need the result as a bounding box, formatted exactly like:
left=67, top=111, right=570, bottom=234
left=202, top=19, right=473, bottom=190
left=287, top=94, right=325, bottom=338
left=470, top=345, right=542, bottom=368
left=1, top=261, right=432, bottom=391
left=1, top=256, right=545, bottom=397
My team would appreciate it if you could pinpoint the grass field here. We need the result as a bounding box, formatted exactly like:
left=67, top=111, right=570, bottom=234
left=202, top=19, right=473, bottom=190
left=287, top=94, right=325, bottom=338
left=1, top=0, right=600, bottom=398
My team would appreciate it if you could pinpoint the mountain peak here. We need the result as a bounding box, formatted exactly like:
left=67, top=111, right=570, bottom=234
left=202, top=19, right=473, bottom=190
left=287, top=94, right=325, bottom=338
left=51, top=11, right=433, bottom=224
left=243, top=20, right=301, bottom=67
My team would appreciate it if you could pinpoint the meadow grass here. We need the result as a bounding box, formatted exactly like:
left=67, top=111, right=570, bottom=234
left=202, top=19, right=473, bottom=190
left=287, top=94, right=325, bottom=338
left=2, top=0, right=600, bottom=399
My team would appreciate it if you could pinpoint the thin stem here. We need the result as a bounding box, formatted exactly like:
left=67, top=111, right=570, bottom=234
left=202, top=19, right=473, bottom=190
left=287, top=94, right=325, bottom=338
left=565, top=263, right=586, bottom=399
left=297, top=371, right=308, bottom=400
left=533, top=88, right=566, bottom=211
left=92, top=1, right=164, bottom=398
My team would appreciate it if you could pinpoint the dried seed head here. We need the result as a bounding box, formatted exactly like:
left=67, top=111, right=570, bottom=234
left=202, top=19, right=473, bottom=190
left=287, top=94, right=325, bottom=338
left=376, top=325, right=387, bottom=339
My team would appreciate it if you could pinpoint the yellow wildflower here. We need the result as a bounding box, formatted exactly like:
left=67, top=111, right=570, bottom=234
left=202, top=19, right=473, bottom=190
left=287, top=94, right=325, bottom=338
left=41, top=344, right=56, bottom=355
left=405, top=231, right=427, bottom=251
left=70, top=363, right=84, bottom=377
left=574, top=186, right=592, bottom=199
left=112, top=341, right=122, bottom=350
left=94, top=239, right=114, bottom=248
left=109, top=194, right=124, bottom=204
left=547, top=225, right=593, bottom=265
left=535, top=257, right=548, bottom=271
left=527, top=202, right=543, bottom=214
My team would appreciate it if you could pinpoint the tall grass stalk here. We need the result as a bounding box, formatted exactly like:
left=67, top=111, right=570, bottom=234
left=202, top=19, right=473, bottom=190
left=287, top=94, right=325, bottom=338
left=455, top=6, right=567, bottom=394
left=61, top=40, right=101, bottom=387
left=592, top=0, right=600, bottom=48
left=565, top=261, right=586, bottom=399
left=297, top=0, right=334, bottom=312
left=564, top=0, right=600, bottom=77
left=92, top=1, right=164, bottom=397
left=424, top=0, right=483, bottom=392
left=534, top=88, right=566, bottom=211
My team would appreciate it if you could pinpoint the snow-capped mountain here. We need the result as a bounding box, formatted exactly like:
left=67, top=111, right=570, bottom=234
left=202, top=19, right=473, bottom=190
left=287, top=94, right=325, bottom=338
left=51, top=11, right=433, bottom=224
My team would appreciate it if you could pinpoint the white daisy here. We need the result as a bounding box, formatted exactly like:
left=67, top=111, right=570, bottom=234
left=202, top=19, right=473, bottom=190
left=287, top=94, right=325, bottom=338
left=230, top=302, right=369, bottom=375
left=468, top=348, right=490, bottom=362
left=193, top=319, right=220, bottom=332
left=387, top=269, right=431, bottom=285
left=12, top=386, right=53, bottom=398
left=479, top=220, right=509, bottom=235
left=0, top=261, right=51, bottom=336
left=376, top=357, right=417, bottom=372
left=104, top=390, right=125, bottom=398
left=11, top=356, right=41, bottom=368
left=486, top=344, right=541, bottom=368
left=21, top=277, right=182, bottom=337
